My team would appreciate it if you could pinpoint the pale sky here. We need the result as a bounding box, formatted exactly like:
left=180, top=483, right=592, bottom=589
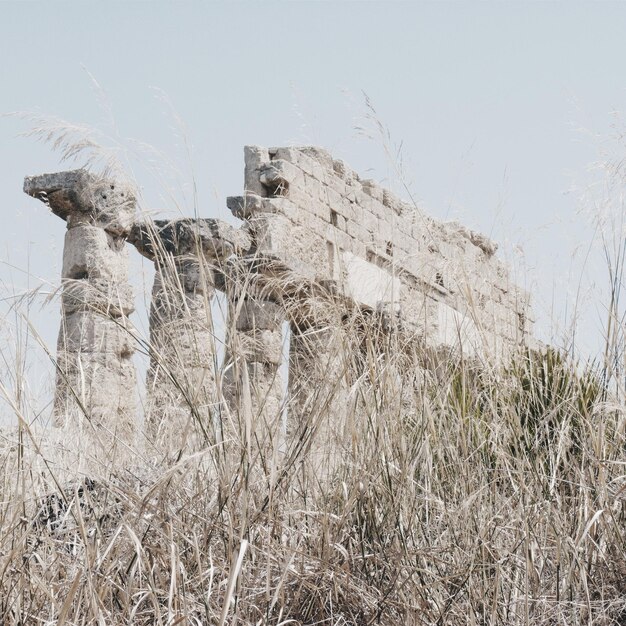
left=2, top=2, right=625, bottom=420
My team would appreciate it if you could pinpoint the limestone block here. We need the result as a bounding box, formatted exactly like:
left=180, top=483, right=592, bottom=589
left=444, top=220, right=498, bottom=257
left=326, top=227, right=352, bottom=253
left=341, top=251, right=401, bottom=309
left=284, top=150, right=329, bottom=182
left=340, top=198, right=360, bottom=222
left=227, top=193, right=268, bottom=219
left=234, top=300, right=283, bottom=331
left=248, top=214, right=328, bottom=280
left=150, top=286, right=185, bottom=325
left=382, top=189, right=403, bottom=215
left=62, top=224, right=128, bottom=281
left=434, top=301, right=482, bottom=355
left=259, top=159, right=302, bottom=192
left=295, top=212, right=326, bottom=240
left=343, top=183, right=359, bottom=204
left=178, top=260, right=217, bottom=295
left=146, top=308, right=217, bottom=403
left=347, top=238, right=367, bottom=259
left=304, top=174, right=323, bottom=200
left=354, top=189, right=376, bottom=218
left=213, top=220, right=251, bottom=251
left=326, top=173, right=348, bottom=198
left=223, top=360, right=284, bottom=423
left=361, top=179, right=384, bottom=203
left=335, top=212, right=348, bottom=232
left=54, top=355, right=136, bottom=423
left=375, top=216, right=394, bottom=243
left=58, top=311, right=135, bottom=357
left=332, top=159, right=357, bottom=183
left=151, top=324, right=216, bottom=368
left=374, top=199, right=395, bottom=224
left=244, top=146, right=270, bottom=196
left=396, top=250, right=433, bottom=284
left=270, top=147, right=299, bottom=162
left=393, top=230, right=418, bottom=254
left=62, top=278, right=134, bottom=316
left=77, top=180, right=135, bottom=235
left=297, top=147, right=334, bottom=172
left=227, top=194, right=300, bottom=223
left=129, top=218, right=240, bottom=262
left=360, top=210, right=378, bottom=238
left=321, top=184, right=341, bottom=211
left=236, top=329, right=283, bottom=365
left=309, top=198, right=333, bottom=222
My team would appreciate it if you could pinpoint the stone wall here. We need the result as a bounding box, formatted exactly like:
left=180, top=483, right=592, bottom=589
left=227, top=146, right=533, bottom=360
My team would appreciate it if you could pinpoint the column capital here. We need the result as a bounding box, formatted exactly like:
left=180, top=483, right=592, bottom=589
left=23, top=169, right=135, bottom=235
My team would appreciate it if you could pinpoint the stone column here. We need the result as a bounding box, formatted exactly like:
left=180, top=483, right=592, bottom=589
left=129, top=218, right=245, bottom=457
left=225, top=297, right=284, bottom=417
left=24, top=170, right=137, bottom=456
left=287, top=306, right=353, bottom=479
left=222, top=261, right=286, bottom=457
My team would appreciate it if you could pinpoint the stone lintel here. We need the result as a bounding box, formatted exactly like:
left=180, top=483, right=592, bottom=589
left=23, top=169, right=135, bottom=235
left=128, top=218, right=251, bottom=263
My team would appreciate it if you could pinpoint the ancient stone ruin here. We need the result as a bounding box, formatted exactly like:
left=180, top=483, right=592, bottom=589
left=24, top=146, right=533, bottom=463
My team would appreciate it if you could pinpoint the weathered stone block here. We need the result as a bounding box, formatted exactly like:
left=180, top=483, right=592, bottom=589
left=361, top=179, right=384, bottom=203
left=289, top=150, right=329, bottom=182
left=259, top=159, right=302, bottom=192
left=62, top=278, right=134, bottom=316
left=244, top=146, right=270, bottom=196
left=151, top=324, right=216, bottom=366
left=54, top=356, right=136, bottom=427
left=129, top=218, right=243, bottom=262
left=382, top=189, right=403, bottom=215
left=332, top=158, right=357, bottom=183
left=227, top=193, right=269, bottom=219
left=222, top=360, right=284, bottom=423
left=62, top=224, right=128, bottom=281
left=58, top=311, right=135, bottom=357
left=236, top=329, right=283, bottom=365
left=297, top=146, right=334, bottom=172
left=234, top=300, right=283, bottom=331
left=247, top=214, right=328, bottom=280
left=341, top=251, right=401, bottom=310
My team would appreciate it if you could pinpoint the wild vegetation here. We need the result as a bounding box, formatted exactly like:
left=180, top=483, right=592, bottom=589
left=0, top=119, right=625, bottom=625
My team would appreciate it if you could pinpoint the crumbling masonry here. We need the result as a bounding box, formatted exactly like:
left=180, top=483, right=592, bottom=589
left=24, top=146, right=533, bottom=460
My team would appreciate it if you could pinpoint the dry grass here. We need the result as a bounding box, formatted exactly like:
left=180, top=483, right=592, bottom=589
left=1, top=115, right=625, bottom=625
left=1, top=300, right=625, bottom=624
